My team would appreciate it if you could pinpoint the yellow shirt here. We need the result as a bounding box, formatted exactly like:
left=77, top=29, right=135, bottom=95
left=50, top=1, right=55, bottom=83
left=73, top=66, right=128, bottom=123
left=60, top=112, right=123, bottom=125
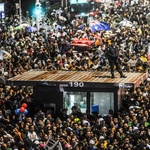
left=108, top=40, right=111, bottom=45
left=140, top=56, right=147, bottom=62
left=138, top=28, right=142, bottom=35
left=95, top=39, right=100, bottom=46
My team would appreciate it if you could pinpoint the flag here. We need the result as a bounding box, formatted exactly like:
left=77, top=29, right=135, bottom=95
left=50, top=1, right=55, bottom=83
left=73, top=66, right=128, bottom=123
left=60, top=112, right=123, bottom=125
left=90, top=20, right=111, bottom=32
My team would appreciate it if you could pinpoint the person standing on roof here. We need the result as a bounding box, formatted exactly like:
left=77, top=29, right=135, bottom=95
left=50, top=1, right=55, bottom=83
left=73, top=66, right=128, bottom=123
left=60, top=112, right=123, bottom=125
left=104, top=40, right=127, bottom=78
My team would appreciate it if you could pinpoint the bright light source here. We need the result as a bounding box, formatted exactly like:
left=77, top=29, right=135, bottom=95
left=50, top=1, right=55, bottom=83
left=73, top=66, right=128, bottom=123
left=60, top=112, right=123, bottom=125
left=35, top=8, right=42, bottom=15
left=81, top=12, right=85, bottom=16
left=34, top=3, right=42, bottom=16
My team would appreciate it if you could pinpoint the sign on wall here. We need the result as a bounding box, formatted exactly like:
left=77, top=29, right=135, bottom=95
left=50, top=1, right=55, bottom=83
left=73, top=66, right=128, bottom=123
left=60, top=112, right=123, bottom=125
left=0, top=3, right=4, bottom=12
left=0, top=3, right=5, bottom=18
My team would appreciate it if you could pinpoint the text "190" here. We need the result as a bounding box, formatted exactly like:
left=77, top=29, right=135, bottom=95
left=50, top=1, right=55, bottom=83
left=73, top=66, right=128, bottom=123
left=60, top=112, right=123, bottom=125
left=69, top=82, right=84, bottom=87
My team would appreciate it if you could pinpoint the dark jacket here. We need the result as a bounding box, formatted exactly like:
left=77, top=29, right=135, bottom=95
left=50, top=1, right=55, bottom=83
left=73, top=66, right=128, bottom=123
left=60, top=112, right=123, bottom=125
left=107, top=46, right=120, bottom=59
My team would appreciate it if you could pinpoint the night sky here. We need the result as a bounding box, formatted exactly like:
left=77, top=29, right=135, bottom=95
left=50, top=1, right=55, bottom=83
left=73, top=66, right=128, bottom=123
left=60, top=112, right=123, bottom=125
left=5, top=0, right=59, bottom=16
left=5, top=0, right=60, bottom=16
left=5, top=0, right=36, bottom=16
left=21, top=0, right=35, bottom=15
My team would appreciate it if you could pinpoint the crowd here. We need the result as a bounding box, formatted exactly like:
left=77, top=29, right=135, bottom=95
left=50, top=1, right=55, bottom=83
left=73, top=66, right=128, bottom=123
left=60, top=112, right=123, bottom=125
left=0, top=0, right=150, bottom=149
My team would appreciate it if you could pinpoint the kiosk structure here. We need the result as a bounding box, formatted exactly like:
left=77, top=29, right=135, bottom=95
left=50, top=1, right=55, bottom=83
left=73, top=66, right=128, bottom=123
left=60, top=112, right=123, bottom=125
left=6, top=70, right=148, bottom=116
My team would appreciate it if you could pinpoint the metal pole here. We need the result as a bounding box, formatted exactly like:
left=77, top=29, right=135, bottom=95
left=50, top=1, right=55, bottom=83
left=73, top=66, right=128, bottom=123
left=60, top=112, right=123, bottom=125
left=0, top=12, right=2, bottom=25
left=19, top=0, right=22, bottom=23
left=61, top=0, right=63, bottom=7
left=66, top=0, right=67, bottom=8
left=36, top=0, right=40, bottom=33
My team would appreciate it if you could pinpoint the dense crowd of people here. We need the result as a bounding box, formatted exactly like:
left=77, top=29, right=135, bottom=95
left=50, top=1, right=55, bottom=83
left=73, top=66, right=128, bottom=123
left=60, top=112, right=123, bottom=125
left=0, top=0, right=150, bottom=149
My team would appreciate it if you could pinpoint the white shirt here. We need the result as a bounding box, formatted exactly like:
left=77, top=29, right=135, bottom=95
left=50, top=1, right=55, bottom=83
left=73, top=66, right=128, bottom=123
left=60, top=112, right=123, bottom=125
left=28, top=131, right=38, bottom=141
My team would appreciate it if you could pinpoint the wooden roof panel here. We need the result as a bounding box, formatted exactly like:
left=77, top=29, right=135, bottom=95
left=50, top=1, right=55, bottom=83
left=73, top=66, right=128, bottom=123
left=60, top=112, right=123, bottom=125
left=7, top=70, right=148, bottom=89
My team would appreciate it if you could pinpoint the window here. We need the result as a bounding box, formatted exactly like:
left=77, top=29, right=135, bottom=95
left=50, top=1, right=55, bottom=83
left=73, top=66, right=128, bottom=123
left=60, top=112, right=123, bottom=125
left=90, top=92, right=114, bottom=115
left=63, top=92, right=87, bottom=114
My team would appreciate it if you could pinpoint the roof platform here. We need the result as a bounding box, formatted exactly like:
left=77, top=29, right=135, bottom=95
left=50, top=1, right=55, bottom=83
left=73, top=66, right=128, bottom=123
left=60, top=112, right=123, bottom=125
left=6, top=70, right=148, bottom=89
